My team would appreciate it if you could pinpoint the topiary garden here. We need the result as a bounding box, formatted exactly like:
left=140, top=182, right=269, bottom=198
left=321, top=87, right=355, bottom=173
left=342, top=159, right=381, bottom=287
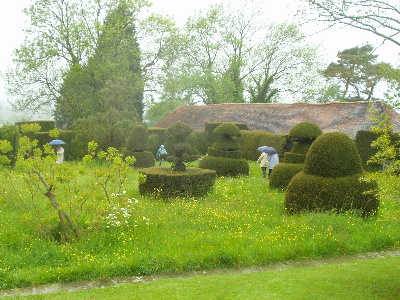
left=139, top=121, right=216, bottom=199
left=285, top=131, right=379, bottom=217
left=199, top=122, right=249, bottom=176
left=269, top=121, right=323, bottom=189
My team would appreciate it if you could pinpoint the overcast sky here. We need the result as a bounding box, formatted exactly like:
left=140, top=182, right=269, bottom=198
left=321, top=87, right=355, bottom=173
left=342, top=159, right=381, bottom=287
left=1, top=0, right=398, bottom=124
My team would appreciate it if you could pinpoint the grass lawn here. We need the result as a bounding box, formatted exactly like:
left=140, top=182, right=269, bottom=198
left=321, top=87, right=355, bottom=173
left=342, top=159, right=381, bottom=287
left=7, top=255, right=400, bottom=299
left=1, top=160, right=400, bottom=292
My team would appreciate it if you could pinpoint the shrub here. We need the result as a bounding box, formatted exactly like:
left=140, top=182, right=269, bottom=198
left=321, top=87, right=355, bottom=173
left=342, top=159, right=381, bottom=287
left=284, top=131, right=379, bottom=217
left=127, top=124, right=148, bottom=152
left=269, top=163, right=304, bottom=190
left=165, top=121, right=193, bottom=171
left=199, top=123, right=249, bottom=176
left=285, top=172, right=379, bottom=217
left=289, top=121, right=323, bottom=140
left=270, top=122, right=322, bottom=189
left=355, top=130, right=381, bottom=172
left=199, top=156, right=249, bottom=177
left=304, top=132, right=363, bottom=178
left=15, top=120, right=55, bottom=132
left=0, top=125, right=20, bottom=166
left=240, top=131, right=287, bottom=161
left=139, top=167, right=216, bottom=199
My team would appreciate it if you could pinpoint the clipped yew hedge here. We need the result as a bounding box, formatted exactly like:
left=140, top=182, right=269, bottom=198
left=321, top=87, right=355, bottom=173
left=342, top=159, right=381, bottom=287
left=199, top=156, right=249, bottom=177
left=269, top=163, right=304, bottom=190
left=139, top=167, right=216, bottom=199
left=239, top=131, right=287, bottom=161
left=285, top=132, right=379, bottom=217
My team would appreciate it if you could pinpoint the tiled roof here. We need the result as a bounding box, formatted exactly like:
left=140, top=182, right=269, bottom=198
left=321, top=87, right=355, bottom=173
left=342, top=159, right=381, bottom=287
left=155, top=101, right=400, bottom=138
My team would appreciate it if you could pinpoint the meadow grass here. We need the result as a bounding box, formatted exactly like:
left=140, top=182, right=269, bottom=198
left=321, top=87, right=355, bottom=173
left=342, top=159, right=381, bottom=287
left=0, top=161, right=399, bottom=290
left=8, top=256, right=400, bottom=299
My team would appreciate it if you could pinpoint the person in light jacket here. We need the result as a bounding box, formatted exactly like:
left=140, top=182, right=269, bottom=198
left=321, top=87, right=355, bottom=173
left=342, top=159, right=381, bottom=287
left=56, top=145, right=64, bottom=164
left=267, top=152, right=279, bottom=178
left=257, top=151, right=269, bottom=178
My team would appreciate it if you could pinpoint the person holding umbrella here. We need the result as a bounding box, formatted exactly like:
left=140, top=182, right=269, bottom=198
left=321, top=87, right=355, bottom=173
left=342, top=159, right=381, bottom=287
left=267, top=152, right=279, bottom=178
left=257, top=146, right=279, bottom=179
left=256, top=150, right=269, bottom=178
left=49, top=139, right=66, bottom=164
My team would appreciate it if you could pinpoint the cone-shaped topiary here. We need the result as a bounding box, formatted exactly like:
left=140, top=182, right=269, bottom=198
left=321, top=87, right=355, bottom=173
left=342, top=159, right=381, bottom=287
left=285, top=131, right=379, bottom=217
left=199, top=122, right=249, bottom=176
left=270, top=121, right=322, bottom=189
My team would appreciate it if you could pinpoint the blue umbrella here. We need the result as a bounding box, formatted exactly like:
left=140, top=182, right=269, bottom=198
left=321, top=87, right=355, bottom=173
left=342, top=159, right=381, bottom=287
left=257, top=146, right=277, bottom=154
left=49, top=139, right=66, bottom=146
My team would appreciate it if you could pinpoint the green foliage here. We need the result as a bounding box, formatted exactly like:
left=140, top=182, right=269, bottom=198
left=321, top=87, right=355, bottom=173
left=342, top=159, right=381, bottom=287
left=165, top=122, right=193, bottom=171
left=123, top=150, right=154, bottom=168
left=240, top=131, right=287, bottom=161
left=126, top=124, right=148, bottom=151
left=285, top=132, right=378, bottom=217
left=72, top=109, right=136, bottom=158
left=194, top=130, right=211, bottom=155
left=139, top=167, right=216, bottom=199
left=207, top=147, right=242, bottom=159
left=289, top=121, right=323, bottom=140
left=285, top=172, right=379, bottom=217
left=269, top=163, right=304, bottom=190
left=0, top=125, right=20, bottom=166
left=355, top=130, right=381, bottom=172
left=205, top=122, right=248, bottom=133
left=322, top=44, right=394, bottom=101
left=283, top=152, right=307, bottom=164
left=213, top=122, right=242, bottom=137
left=304, top=132, right=363, bottom=178
left=199, top=156, right=249, bottom=177
left=15, top=120, right=55, bottom=132
left=212, top=137, right=240, bottom=151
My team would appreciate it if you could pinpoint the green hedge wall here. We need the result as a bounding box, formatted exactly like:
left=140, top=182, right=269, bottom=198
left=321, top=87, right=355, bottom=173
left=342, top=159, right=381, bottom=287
left=199, top=156, right=249, bottom=176
left=240, top=131, right=287, bottom=161
left=15, top=120, right=55, bottom=132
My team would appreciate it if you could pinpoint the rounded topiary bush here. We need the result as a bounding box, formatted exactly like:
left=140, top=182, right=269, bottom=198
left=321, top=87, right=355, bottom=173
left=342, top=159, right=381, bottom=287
left=284, top=131, right=379, bottom=217
left=289, top=121, right=323, bottom=140
left=304, top=132, right=363, bottom=178
left=139, top=167, right=216, bottom=199
left=165, top=121, right=193, bottom=172
left=269, top=163, right=304, bottom=190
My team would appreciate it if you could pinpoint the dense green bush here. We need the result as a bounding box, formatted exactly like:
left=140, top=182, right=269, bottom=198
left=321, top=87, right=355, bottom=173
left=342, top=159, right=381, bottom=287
left=269, top=163, right=304, bottom=190
left=125, top=124, right=154, bottom=168
left=0, top=125, right=20, bottom=166
left=355, top=130, right=381, bottom=172
left=285, top=172, right=379, bottom=217
left=270, top=122, right=322, bottom=190
left=193, top=130, right=210, bottom=155
left=139, top=167, right=216, bottom=199
left=199, top=156, right=249, bottom=177
left=165, top=122, right=193, bottom=172
left=285, top=131, right=379, bottom=217
left=289, top=121, right=323, bottom=140
left=199, top=123, right=249, bottom=176
left=127, top=124, right=148, bottom=152
left=15, top=120, right=55, bottom=132
left=304, top=132, right=363, bottom=178
left=240, top=131, right=287, bottom=161
left=123, top=150, right=154, bottom=168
